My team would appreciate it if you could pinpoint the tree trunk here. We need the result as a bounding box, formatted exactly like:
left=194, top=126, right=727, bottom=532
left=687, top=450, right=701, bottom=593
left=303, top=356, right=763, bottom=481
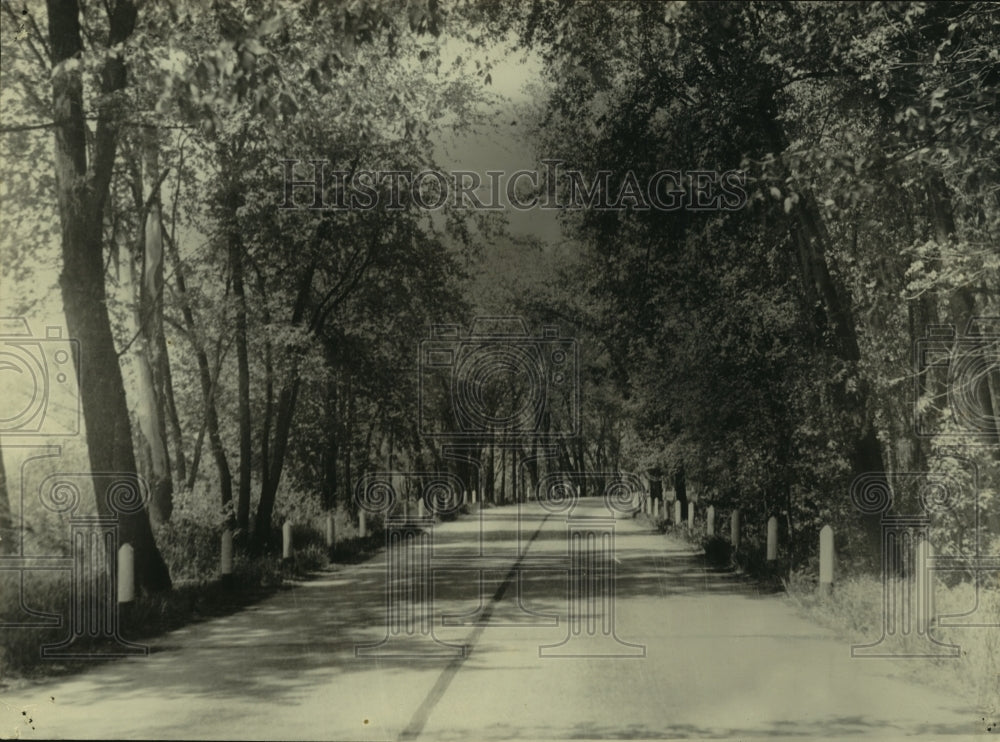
left=159, top=328, right=187, bottom=485
left=487, top=436, right=495, bottom=504
left=526, top=437, right=539, bottom=498
left=230, top=236, right=253, bottom=531
left=204, top=366, right=234, bottom=518
left=183, top=338, right=223, bottom=488
left=129, top=140, right=174, bottom=524
left=0, top=442, right=13, bottom=556
left=323, top=378, right=338, bottom=510
left=140, top=127, right=174, bottom=522
left=165, top=227, right=233, bottom=512
left=759, top=96, right=887, bottom=556
left=344, top=377, right=354, bottom=512
left=674, top=467, right=688, bottom=522
left=927, top=172, right=1000, bottom=449
left=178, top=301, right=232, bottom=514
left=251, top=378, right=301, bottom=552
left=129, top=250, right=163, bottom=512
left=252, top=261, right=319, bottom=539
left=255, top=267, right=274, bottom=517
left=47, top=0, right=170, bottom=592
left=500, top=443, right=507, bottom=504
left=250, top=264, right=314, bottom=552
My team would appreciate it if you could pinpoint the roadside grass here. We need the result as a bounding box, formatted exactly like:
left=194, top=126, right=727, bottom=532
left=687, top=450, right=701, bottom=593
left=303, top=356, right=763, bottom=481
left=1, top=504, right=472, bottom=685
left=639, top=507, right=999, bottom=713
left=0, top=527, right=344, bottom=683
left=2, top=551, right=296, bottom=684
left=645, top=511, right=786, bottom=588
left=785, top=571, right=1000, bottom=715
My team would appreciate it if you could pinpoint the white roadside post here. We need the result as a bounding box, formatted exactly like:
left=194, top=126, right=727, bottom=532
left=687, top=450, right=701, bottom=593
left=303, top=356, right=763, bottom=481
left=282, top=521, right=293, bottom=560
left=221, top=529, right=234, bottom=578
left=819, top=525, right=834, bottom=595
left=118, top=544, right=135, bottom=604
left=325, top=514, right=335, bottom=548
left=767, top=516, right=778, bottom=562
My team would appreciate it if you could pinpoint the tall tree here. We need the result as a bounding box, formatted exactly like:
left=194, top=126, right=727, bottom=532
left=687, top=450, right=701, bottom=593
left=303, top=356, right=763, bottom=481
left=0, top=443, right=12, bottom=556
left=45, top=0, right=170, bottom=591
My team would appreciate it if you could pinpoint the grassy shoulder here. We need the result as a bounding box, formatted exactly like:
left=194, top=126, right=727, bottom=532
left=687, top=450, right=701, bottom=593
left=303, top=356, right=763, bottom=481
left=640, top=509, right=999, bottom=715
left=1, top=553, right=304, bottom=687
left=0, top=504, right=473, bottom=687
left=0, top=529, right=375, bottom=686
left=785, top=571, right=1000, bottom=715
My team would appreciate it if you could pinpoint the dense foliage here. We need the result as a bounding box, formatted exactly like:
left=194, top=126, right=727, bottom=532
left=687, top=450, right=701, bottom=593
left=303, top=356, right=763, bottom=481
left=1, top=1, right=997, bottom=605
left=483, top=0, right=1000, bottom=569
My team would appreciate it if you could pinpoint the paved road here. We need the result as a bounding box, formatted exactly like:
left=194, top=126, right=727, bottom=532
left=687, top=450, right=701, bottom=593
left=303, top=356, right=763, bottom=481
left=0, top=500, right=982, bottom=740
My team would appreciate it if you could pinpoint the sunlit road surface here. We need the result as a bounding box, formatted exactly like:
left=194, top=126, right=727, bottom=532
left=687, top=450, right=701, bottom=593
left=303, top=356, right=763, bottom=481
left=0, top=500, right=980, bottom=741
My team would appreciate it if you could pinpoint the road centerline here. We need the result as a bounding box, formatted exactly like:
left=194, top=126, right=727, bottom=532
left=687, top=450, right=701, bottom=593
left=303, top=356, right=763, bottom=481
left=397, top=507, right=554, bottom=742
